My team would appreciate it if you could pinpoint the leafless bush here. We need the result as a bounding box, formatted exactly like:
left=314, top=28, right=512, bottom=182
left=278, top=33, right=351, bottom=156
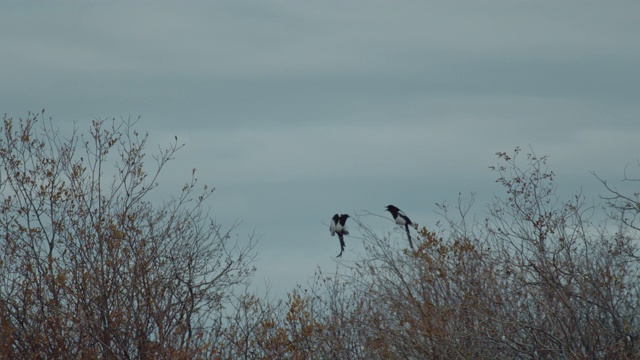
left=228, top=147, right=639, bottom=359
left=0, top=112, right=257, bottom=358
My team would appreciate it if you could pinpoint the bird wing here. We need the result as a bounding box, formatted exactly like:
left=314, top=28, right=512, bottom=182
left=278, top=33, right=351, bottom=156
left=330, top=214, right=339, bottom=236
left=399, top=214, right=412, bottom=225
left=339, top=214, right=349, bottom=235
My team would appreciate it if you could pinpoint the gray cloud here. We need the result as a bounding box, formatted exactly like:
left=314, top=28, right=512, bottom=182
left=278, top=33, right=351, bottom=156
left=2, top=0, right=640, bottom=295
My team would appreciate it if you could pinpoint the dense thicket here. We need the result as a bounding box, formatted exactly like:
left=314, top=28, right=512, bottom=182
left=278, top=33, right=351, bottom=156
left=215, top=148, right=640, bottom=359
left=0, top=112, right=257, bottom=358
left=1, top=113, right=638, bottom=359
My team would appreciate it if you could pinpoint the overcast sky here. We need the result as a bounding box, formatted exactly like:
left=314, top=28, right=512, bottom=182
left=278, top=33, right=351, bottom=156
left=2, top=1, right=640, bottom=296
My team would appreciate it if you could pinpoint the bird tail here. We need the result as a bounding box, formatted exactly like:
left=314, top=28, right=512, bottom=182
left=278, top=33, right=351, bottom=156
left=337, top=233, right=345, bottom=257
left=405, top=224, right=414, bottom=250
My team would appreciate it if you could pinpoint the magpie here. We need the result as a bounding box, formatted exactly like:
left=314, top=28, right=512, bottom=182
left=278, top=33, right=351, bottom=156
left=330, top=213, right=350, bottom=257
left=385, top=205, right=414, bottom=249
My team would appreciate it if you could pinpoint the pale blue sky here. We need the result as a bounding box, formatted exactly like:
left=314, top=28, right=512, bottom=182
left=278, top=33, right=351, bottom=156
left=2, top=0, right=640, bottom=295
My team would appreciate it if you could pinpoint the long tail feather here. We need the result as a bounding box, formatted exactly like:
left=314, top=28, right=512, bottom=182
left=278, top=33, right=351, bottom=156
left=405, top=224, right=414, bottom=249
left=337, top=233, right=345, bottom=257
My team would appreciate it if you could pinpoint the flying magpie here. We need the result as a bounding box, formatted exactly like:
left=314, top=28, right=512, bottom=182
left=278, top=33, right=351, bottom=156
left=385, top=205, right=414, bottom=249
left=330, top=213, right=350, bottom=257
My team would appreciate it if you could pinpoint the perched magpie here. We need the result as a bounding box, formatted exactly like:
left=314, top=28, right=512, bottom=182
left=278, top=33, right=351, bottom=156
left=385, top=205, right=414, bottom=249
left=330, top=213, right=350, bottom=257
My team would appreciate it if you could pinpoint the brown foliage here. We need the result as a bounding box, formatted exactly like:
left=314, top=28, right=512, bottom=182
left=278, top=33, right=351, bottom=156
left=0, top=112, right=257, bottom=358
left=2, top=114, right=638, bottom=359
left=217, top=147, right=640, bottom=359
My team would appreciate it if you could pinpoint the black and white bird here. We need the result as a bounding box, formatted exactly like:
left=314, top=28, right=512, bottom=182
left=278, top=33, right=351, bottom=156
left=330, top=213, right=350, bottom=257
left=385, top=205, right=414, bottom=249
